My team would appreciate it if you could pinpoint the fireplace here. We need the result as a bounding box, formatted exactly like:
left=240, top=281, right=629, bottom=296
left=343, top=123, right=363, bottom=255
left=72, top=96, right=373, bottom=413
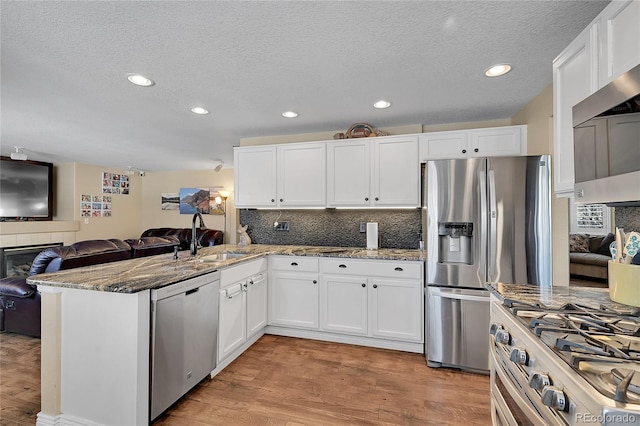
left=0, top=243, right=62, bottom=278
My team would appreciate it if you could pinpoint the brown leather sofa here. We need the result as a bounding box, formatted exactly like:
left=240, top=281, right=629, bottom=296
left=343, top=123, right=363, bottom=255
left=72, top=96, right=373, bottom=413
left=0, top=236, right=180, bottom=337
left=141, top=227, right=224, bottom=250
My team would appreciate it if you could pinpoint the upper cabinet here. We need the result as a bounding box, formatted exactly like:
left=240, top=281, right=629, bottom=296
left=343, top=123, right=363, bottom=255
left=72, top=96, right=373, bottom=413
left=553, top=0, right=640, bottom=197
left=234, top=142, right=326, bottom=208
left=552, top=24, right=599, bottom=197
left=419, top=125, right=526, bottom=161
left=327, top=135, right=420, bottom=207
left=598, top=0, right=640, bottom=87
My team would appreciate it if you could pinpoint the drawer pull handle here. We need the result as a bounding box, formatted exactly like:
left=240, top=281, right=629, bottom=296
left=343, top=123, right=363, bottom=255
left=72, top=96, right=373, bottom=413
left=394, top=267, right=404, bottom=272
left=291, top=262, right=298, bottom=266
left=186, top=288, right=199, bottom=296
left=338, top=264, right=347, bottom=268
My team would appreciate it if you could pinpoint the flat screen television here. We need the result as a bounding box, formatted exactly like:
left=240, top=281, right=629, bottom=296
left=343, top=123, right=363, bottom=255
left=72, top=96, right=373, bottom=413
left=0, top=156, right=54, bottom=221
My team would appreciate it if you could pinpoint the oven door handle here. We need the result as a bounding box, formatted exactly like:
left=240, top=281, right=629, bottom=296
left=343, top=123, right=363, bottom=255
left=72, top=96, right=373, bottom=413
left=491, top=349, right=547, bottom=424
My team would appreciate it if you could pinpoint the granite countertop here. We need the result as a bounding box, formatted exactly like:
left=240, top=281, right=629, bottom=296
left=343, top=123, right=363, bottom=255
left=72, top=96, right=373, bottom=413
left=28, top=244, right=426, bottom=294
left=487, top=282, right=639, bottom=314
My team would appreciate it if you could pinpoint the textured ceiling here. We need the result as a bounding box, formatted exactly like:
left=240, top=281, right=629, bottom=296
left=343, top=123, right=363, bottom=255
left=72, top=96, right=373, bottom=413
left=0, top=1, right=609, bottom=172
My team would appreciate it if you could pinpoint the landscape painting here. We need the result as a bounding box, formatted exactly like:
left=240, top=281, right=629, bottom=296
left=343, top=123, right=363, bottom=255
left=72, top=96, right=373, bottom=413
left=179, top=188, right=210, bottom=214
left=161, top=193, right=179, bottom=210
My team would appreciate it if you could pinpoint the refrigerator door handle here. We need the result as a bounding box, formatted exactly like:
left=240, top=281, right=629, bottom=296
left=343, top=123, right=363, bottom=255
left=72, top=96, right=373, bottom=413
left=478, top=169, right=488, bottom=285
left=429, top=287, right=489, bottom=303
left=488, top=169, right=498, bottom=283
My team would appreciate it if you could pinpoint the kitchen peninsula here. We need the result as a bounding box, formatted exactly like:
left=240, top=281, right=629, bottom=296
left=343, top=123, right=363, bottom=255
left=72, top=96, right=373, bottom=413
left=31, top=244, right=425, bottom=426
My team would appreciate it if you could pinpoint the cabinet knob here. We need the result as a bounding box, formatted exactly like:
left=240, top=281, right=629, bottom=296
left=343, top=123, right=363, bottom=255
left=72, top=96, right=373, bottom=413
left=361, top=283, right=366, bottom=288
left=249, top=279, right=254, bottom=285
left=312, top=280, right=317, bottom=284
left=280, top=198, right=283, bottom=202
left=375, top=197, right=379, bottom=201
left=271, top=199, right=275, bottom=203
left=373, top=284, right=378, bottom=289
left=364, top=197, right=369, bottom=201
left=474, top=148, right=479, bottom=153
left=462, top=149, right=467, bottom=154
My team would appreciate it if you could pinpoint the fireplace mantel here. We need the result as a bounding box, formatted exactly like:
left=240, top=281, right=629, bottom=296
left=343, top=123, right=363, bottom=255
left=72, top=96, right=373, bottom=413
left=0, top=220, right=79, bottom=248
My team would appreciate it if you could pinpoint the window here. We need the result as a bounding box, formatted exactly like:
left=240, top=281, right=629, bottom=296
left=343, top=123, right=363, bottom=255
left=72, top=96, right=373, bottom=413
left=570, top=201, right=612, bottom=235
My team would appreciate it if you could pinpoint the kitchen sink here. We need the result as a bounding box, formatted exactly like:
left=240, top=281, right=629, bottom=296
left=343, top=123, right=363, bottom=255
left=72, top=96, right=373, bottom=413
left=199, top=252, right=248, bottom=262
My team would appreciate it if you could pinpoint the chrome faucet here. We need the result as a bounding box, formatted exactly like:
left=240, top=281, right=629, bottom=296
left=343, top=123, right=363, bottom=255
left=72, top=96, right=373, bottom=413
left=190, top=212, right=206, bottom=256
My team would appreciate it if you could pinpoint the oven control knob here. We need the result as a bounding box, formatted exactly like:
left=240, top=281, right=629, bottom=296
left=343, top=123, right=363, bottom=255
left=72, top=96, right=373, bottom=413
left=541, top=386, right=568, bottom=412
left=494, top=329, right=511, bottom=345
left=529, top=372, right=551, bottom=392
left=509, top=347, right=528, bottom=365
left=489, top=323, right=501, bottom=336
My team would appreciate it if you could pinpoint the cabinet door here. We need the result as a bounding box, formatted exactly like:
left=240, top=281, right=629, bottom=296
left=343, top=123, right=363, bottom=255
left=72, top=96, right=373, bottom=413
left=419, top=131, right=469, bottom=160
left=246, top=273, right=267, bottom=337
left=553, top=24, right=599, bottom=196
left=234, top=146, right=277, bottom=208
left=369, top=278, right=423, bottom=342
left=320, top=275, right=368, bottom=335
left=327, top=140, right=370, bottom=206
left=468, top=126, right=525, bottom=157
left=218, top=283, right=246, bottom=362
left=574, top=117, right=609, bottom=183
left=278, top=142, right=326, bottom=207
left=269, top=271, right=319, bottom=329
left=372, top=136, right=420, bottom=207
left=598, top=0, right=640, bottom=87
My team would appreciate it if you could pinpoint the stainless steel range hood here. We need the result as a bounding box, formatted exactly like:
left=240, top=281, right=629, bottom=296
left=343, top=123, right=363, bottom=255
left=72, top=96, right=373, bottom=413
left=572, top=63, right=640, bottom=206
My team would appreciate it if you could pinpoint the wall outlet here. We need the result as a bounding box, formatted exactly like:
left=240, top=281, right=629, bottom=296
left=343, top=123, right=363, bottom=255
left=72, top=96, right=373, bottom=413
left=360, top=222, right=366, bottom=233
left=275, top=221, right=290, bottom=231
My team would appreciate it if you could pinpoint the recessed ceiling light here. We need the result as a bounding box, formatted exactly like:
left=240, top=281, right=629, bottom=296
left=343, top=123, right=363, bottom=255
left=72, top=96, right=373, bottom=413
left=127, top=73, right=155, bottom=87
left=373, top=100, right=391, bottom=109
left=485, top=64, right=512, bottom=77
left=282, top=111, right=298, bottom=118
left=191, top=107, right=209, bottom=115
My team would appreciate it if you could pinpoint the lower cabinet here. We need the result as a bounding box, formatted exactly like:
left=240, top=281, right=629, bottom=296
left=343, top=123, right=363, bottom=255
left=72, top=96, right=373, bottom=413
left=218, top=259, right=267, bottom=363
left=268, top=256, right=319, bottom=330
left=320, top=259, right=423, bottom=343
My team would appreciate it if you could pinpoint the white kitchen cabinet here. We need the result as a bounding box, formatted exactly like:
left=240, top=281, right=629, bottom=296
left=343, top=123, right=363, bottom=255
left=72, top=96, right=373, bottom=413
left=327, top=135, right=419, bottom=207
left=419, top=126, right=526, bottom=161
left=268, top=256, right=319, bottom=329
left=218, top=259, right=268, bottom=363
left=278, top=142, right=326, bottom=207
left=370, top=278, right=423, bottom=342
left=553, top=23, right=599, bottom=197
left=598, top=0, right=640, bottom=87
left=320, top=274, right=368, bottom=335
left=319, top=258, right=423, bottom=343
left=234, top=146, right=277, bottom=208
left=234, top=142, right=326, bottom=208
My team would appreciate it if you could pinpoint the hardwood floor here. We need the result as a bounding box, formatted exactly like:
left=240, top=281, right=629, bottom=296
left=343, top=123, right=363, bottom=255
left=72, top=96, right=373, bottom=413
left=0, top=333, right=491, bottom=425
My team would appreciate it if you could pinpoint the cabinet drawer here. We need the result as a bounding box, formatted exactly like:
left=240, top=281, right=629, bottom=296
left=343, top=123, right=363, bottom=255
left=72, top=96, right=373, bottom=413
left=270, top=256, right=319, bottom=272
left=220, top=258, right=267, bottom=287
left=321, top=258, right=422, bottom=279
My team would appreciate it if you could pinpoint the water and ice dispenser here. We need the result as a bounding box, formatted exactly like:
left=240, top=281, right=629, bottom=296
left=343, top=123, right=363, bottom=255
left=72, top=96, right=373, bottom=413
left=438, top=222, right=473, bottom=264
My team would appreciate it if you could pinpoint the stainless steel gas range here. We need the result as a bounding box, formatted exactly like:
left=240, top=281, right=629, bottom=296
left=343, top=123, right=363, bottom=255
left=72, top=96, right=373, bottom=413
left=490, top=297, right=640, bottom=426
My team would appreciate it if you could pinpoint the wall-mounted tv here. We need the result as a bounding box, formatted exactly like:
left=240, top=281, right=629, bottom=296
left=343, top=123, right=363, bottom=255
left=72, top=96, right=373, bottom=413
left=0, top=156, right=54, bottom=221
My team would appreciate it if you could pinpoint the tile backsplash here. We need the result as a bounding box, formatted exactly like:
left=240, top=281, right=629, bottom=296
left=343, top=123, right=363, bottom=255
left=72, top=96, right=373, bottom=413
left=238, top=209, right=421, bottom=249
left=615, top=206, right=640, bottom=232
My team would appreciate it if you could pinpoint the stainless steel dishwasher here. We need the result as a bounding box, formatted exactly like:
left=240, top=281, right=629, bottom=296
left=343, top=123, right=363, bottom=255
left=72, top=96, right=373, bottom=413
left=150, top=271, right=220, bottom=420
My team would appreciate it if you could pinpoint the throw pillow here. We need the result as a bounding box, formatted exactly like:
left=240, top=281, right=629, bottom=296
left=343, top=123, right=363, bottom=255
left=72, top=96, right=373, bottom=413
left=569, top=234, right=590, bottom=253
left=597, top=233, right=615, bottom=256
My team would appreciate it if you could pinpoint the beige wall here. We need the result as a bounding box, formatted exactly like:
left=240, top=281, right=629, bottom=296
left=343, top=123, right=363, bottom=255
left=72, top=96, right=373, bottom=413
left=72, top=163, right=143, bottom=241
left=511, top=83, right=570, bottom=286
left=139, top=169, right=236, bottom=244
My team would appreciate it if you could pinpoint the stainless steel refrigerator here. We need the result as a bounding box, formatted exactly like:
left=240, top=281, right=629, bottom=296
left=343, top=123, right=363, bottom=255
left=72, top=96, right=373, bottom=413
left=422, top=156, right=552, bottom=373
